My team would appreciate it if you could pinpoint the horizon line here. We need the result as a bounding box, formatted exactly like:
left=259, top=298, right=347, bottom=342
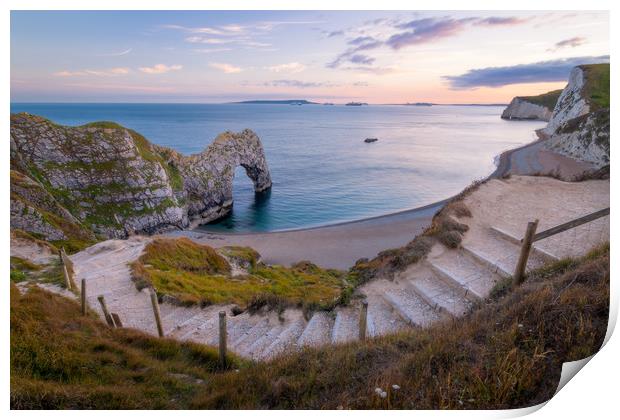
left=10, top=100, right=510, bottom=106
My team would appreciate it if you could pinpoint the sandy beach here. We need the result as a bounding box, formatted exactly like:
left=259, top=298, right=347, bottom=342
left=168, top=137, right=595, bottom=270
left=495, top=136, right=595, bottom=180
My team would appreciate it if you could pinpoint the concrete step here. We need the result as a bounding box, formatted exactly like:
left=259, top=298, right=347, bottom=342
left=407, top=267, right=474, bottom=317
left=225, top=312, right=267, bottom=348
left=232, top=316, right=274, bottom=355
left=258, top=314, right=307, bottom=360
left=427, top=251, right=494, bottom=301
left=365, top=294, right=410, bottom=337
left=297, top=311, right=334, bottom=347
left=489, top=225, right=560, bottom=262
left=160, top=306, right=201, bottom=335
left=462, top=229, right=548, bottom=278
left=168, top=306, right=222, bottom=340
left=183, top=309, right=264, bottom=347
left=382, top=288, right=442, bottom=328
left=244, top=321, right=288, bottom=360
left=181, top=314, right=220, bottom=344
left=331, top=306, right=359, bottom=344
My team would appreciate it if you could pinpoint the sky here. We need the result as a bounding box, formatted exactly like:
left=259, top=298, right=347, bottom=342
left=10, top=10, right=609, bottom=104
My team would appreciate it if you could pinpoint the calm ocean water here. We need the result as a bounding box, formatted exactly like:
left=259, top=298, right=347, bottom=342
left=10, top=103, right=544, bottom=232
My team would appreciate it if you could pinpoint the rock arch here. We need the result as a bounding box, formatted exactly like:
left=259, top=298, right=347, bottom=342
left=179, top=129, right=272, bottom=226
left=10, top=113, right=273, bottom=237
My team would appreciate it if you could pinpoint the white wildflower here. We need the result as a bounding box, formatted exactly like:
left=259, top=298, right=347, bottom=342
left=392, top=384, right=400, bottom=390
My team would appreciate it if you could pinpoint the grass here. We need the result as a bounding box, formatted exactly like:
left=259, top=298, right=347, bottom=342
left=348, top=198, right=474, bottom=285
left=193, top=242, right=609, bottom=409
left=131, top=237, right=346, bottom=310
left=11, top=169, right=97, bottom=253
left=219, top=246, right=261, bottom=269
left=10, top=285, right=239, bottom=409
left=11, top=243, right=609, bottom=409
left=10, top=257, right=42, bottom=283
left=129, top=129, right=185, bottom=191
left=80, top=121, right=125, bottom=130
left=581, top=63, right=610, bottom=110
left=519, top=89, right=563, bottom=110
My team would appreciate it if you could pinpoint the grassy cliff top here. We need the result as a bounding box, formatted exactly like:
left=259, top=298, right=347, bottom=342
left=518, top=89, right=563, bottom=110
left=580, top=63, right=610, bottom=110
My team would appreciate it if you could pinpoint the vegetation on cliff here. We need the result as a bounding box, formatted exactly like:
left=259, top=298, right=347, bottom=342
left=348, top=193, right=474, bottom=288
left=580, top=63, right=610, bottom=110
left=10, top=170, right=97, bottom=252
left=11, top=243, right=609, bottom=409
left=130, top=237, right=346, bottom=311
left=10, top=113, right=272, bottom=249
left=543, top=63, right=610, bottom=166
left=10, top=285, right=238, bottom=409
left=517, top=89, right=563, bottom=111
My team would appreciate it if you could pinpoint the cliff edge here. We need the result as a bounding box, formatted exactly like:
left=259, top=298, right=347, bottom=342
left=542, top=64, right=610, bottom=167
left=501, top=90, right=561, bottom=121
left=10, top=113, right=271, bottom=248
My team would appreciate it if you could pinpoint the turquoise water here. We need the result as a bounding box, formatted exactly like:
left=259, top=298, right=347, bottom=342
left=10, top=103, right=544, bottom=232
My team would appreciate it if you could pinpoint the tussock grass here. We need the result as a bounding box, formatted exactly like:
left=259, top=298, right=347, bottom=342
left=10, top=285, right=238, bottom=409
left=349, top=197, right=474, bottom=283
left=193, top=243, right=609, bottom=409
left=131, top=237, right=345, bottom=310
left=11, top=244, right=609, bottom=409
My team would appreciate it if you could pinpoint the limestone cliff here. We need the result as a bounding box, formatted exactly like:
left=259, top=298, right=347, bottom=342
left=501, top=98, right=553, bottom=121
left=501, top=90, right=561, bottom=121
left=10, top=113, right=271, bottom=247
left=541, top=64, right=610, bottom=167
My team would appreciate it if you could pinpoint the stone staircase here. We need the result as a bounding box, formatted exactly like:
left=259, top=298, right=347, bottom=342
left=55, top=176, right=610, bottom=362
left=64, top=223, right=553, bottom=361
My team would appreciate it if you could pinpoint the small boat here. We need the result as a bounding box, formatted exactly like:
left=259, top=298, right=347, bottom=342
left=364, top=138, right=378, bottom=143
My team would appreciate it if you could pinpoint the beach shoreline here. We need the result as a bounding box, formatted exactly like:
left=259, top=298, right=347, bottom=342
left=168, top=135, right=593, bottom=269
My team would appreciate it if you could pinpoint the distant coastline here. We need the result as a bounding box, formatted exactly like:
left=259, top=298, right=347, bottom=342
left=232, top=99, right=319, bottom=105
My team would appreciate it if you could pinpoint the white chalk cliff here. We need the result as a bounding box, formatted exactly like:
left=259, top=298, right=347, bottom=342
left=541, top=65, right=609, bottom=168
left=501, top=98, right=553, bottom=121
left=541, top=67, right=591, bottom=136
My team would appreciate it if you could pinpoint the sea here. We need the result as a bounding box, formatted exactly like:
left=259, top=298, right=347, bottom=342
left=10, top=103, right=545, bottom=233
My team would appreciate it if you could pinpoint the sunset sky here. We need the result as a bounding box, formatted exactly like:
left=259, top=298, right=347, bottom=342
left=10, top=10, right=609, bottom=104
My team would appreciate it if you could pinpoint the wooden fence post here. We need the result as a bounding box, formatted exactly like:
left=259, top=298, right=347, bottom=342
left=219, top=311, right=227, bottom=367
left=149, top=288, right=164, bottom=337
left=62, top=264, right=72, bottom=291
left=514, top=219, right=539, bottom=285
left=59, top=248, right=74, bottom=291
left=359, top=300, right=368, bottom=341
left=111, top=313, right=123, bottom=328
left=97, top=295, right=115, bottom=327
left=80, top=279, right=87, bottom=315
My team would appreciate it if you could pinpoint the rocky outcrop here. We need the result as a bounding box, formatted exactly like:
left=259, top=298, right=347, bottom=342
left=10, top=113, right=272, bottom=243
left=541, top=67, right=590, bottom=136
left=501, top=98, right=553, bottom=121
left=163, top=130, right=272, bottom=227
left=545, top=109, right=610, bottom=167
left=540, top=64, right=610, bottom=167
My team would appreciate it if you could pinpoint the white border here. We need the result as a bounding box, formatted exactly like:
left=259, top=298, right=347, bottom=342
left=3, top=1, right=616, bottom=419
